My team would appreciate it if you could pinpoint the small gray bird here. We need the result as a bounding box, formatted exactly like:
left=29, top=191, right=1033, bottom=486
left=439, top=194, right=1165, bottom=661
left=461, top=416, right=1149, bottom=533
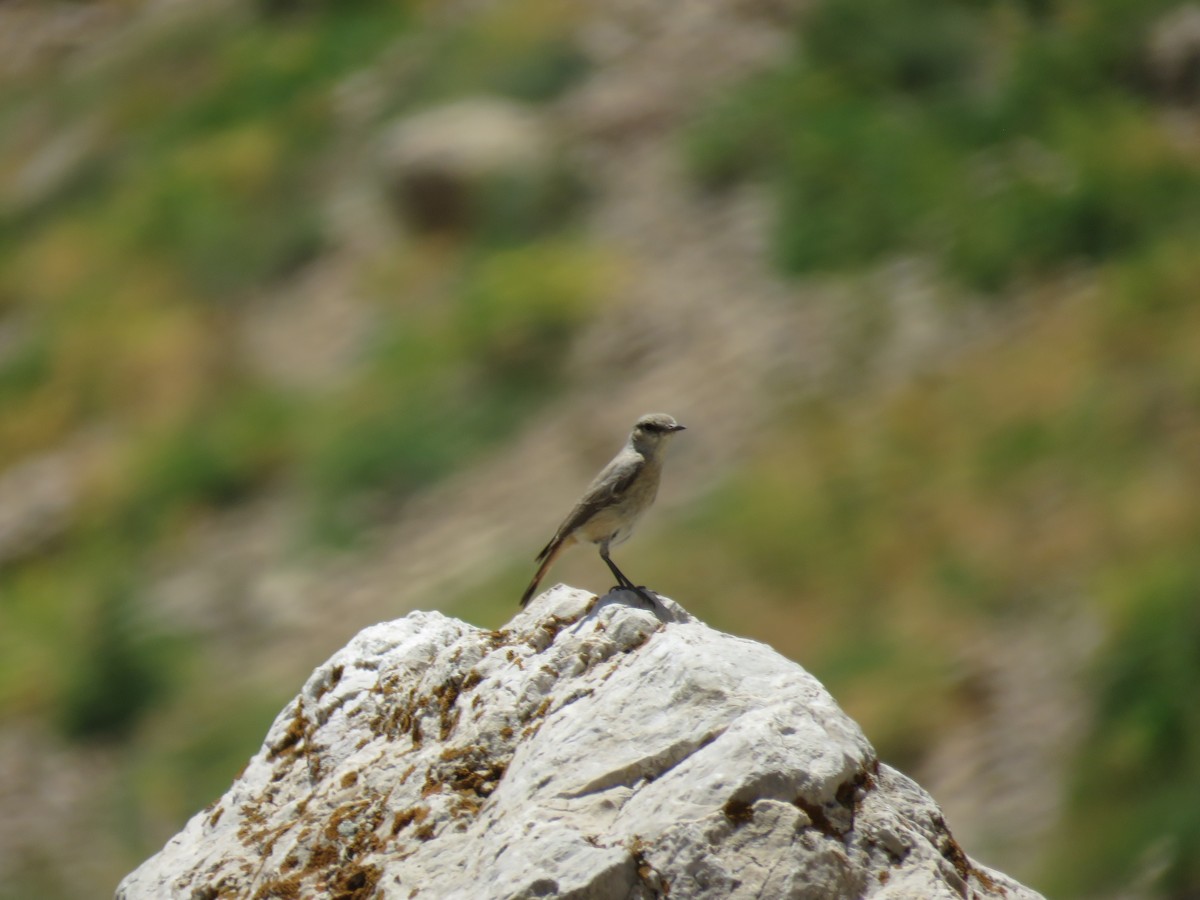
left=520, top=412, right=686, bottom=608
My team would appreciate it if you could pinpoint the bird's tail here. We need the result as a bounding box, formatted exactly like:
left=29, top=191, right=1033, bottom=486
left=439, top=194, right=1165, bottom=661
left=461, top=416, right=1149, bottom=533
left=520, top=534, right=574, bottom=607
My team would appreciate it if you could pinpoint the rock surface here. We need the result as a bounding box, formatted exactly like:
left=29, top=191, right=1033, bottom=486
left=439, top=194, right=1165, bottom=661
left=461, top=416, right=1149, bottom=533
left=116, top=587, right=1044, bottom=899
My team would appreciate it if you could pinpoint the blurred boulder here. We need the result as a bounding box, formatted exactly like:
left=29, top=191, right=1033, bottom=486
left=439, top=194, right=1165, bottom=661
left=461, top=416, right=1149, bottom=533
left=117, top=586, right=1044, bottom=899
left=1146, top=4, right=1200, bottom=101
left=378, top=98, right=575, bottom=235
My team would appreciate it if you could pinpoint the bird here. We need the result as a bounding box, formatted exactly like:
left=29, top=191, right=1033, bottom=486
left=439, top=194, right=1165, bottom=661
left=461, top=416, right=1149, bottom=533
left=520, top=412, right=686, bottom=608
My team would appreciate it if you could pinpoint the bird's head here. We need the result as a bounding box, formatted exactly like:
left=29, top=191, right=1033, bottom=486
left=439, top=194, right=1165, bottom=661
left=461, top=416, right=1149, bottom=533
left=630, top=413, right=686, bottom=452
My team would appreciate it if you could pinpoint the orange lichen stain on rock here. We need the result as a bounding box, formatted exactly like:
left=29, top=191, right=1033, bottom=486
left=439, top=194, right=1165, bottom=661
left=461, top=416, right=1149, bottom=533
left=250, top=876, right=302, bottom=899
left=315, top=665, right=344, bottom=701
left=461, top=668, right=484, bottom=692
left=391, top=805, right=429, bottom=836
left=327, top=863, right=381, bottom=900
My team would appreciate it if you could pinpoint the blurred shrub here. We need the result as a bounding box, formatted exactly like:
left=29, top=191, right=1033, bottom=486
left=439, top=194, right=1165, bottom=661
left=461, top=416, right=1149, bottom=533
left=459, top=241, right=612, bottom=377
left=118, top=388, right=297, bottom=539
left=58, top=580, right=179, bottom=742
left=492, top=41, right=590, bottom=103
left=301, top=241, right=614, bottom=545
left=302, top=390, right=465, bottom=545
left=112, top=126, right=325, bottom=296
left=1105, top=228, right=1200, bottom=327
left=773, top=92, right=955, bottom=271
left=472, top=165, right=588, bottom=245
left=0, top=329, right=50, bottom=409
left=687, top=0, right=1200, bottom=292
left=392, top=0, right=587, bottom=108
left=132, top=3, right=408, bottom=145
left=945, top=106, right=1200, bottom=290
left=802, top=0, right=982, bottom=96
left=1062, top=559, right=1200, bottom=897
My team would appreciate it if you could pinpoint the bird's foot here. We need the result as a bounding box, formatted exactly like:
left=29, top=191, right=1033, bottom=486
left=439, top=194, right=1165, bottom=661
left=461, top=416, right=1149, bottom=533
left=607, top=583, right=661, bottom=608
left=632, top=586, right=664, bottom=609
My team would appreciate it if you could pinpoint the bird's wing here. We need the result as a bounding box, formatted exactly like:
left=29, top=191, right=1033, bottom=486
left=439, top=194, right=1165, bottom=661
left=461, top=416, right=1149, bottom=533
left=541, top=451, right=644, bottom=553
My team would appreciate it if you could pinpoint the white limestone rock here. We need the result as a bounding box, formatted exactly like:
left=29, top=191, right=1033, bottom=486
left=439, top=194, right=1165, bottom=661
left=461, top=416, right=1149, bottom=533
left=116, top=586, right=1044, bottom=900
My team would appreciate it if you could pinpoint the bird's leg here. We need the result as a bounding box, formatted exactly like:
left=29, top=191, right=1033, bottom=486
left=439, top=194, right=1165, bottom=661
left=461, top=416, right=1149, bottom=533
left=599, top=543, right=634, bottom=590
left=599, top=543, right=661, bottom=609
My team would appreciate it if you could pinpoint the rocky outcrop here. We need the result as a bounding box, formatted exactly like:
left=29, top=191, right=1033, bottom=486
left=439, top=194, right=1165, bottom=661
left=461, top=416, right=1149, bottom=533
left=377, top=98, right=569, bottom=233
left=116, top=587, right=1044, bottom=899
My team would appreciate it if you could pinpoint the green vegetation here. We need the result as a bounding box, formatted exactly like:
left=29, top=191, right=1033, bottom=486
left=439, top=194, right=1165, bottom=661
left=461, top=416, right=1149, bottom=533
left=384, top=0, right=587, bottom=107
left=688, top=0, right=1200, bottom=292
left=1070, top=559, right=1200, bottom=896
left=300, top=242, right=615, bottom=545
left=57, top=580, right=181, bottom=741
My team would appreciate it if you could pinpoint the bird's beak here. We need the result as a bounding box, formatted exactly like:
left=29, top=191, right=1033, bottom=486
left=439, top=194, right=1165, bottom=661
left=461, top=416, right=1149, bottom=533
left=672, top=424, right=687, bottom=432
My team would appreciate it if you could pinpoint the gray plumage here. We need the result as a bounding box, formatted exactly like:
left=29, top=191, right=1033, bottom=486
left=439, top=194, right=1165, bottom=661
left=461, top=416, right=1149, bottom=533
left=520, top=413, right=686, bottom=607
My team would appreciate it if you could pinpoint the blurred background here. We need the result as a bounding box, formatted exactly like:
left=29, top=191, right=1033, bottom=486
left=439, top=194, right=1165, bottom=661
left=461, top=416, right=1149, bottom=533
left=1, top=0, right=1199, bottom=896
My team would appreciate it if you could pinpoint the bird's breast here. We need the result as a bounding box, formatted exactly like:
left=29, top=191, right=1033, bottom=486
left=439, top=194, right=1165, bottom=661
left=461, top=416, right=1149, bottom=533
left=578, top=458, right=662, bottom=544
